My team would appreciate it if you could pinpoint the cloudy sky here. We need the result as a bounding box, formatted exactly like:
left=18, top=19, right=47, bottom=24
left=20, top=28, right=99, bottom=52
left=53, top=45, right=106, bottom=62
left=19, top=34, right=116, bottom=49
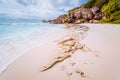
left=0, top=0, right=88, bottom=20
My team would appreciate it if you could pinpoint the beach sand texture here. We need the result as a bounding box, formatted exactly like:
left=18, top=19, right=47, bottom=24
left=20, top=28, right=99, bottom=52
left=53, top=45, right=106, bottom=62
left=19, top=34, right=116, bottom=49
left=0, top=24, right=120, bottom=80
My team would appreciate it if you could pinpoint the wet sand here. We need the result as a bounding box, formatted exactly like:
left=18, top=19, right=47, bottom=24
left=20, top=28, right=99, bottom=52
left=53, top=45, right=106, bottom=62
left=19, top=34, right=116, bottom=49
left=0, top=24, right=120, bottom=80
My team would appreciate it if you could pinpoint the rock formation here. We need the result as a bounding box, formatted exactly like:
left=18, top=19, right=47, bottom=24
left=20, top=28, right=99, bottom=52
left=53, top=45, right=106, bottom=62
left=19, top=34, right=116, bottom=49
left=43, top=5, right=103, bottom=24
left=42, top=0, right=120, bottom=24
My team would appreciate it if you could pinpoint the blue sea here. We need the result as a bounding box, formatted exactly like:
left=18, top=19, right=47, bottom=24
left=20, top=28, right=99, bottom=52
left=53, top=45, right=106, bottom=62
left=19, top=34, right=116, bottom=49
left=0, top=21, right=69, bottom=73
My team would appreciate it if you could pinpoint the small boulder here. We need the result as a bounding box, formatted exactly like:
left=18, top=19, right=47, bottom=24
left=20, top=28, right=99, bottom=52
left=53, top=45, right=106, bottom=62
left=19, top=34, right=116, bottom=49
left=94, top=13, right=103, bottom=20
left=89, top=20, right=93, bottom=23
left=74, top=20, right=81, bottom=24
left=91, top=7, right=100, bottom=14
left=92, top=20, right=99, bottom=23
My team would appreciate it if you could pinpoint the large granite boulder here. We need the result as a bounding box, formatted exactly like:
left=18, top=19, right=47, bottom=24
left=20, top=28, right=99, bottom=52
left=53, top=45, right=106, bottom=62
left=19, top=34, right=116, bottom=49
left=73, top=10, right=82, bottom=20
left=81, top=9, right=94, bottom=20
left=71, top=8, right=94, bottom=21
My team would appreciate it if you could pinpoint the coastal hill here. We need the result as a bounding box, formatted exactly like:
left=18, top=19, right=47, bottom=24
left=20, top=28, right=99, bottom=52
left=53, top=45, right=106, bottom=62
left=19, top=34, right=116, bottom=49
left=44, top=0, right=120, bottom=24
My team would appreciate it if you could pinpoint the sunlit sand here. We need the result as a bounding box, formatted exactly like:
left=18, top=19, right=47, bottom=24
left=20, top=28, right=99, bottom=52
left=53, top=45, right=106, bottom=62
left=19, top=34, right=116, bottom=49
left=0, top=24, right=120, bottom=80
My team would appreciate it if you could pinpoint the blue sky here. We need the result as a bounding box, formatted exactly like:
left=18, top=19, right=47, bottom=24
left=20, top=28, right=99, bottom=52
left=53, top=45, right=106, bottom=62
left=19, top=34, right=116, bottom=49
left=0, top=0, right=88, bottom=20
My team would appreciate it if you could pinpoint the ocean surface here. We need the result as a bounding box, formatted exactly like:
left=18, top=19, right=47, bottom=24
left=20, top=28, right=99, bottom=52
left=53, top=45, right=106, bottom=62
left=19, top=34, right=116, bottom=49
left=0, top=22, right=69, bottom=74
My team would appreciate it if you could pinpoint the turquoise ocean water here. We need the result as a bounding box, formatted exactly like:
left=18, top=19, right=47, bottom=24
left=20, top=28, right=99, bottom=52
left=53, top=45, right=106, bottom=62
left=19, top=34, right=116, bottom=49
left=0, top=22, right=69, bottom=74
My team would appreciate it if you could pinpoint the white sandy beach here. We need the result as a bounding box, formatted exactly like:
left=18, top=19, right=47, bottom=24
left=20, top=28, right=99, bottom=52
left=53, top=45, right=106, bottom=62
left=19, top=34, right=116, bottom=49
left=0, top=24, right=120, bottom=80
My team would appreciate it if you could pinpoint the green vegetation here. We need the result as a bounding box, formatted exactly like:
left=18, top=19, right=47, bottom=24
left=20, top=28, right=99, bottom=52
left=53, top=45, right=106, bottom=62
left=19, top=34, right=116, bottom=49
left=79, top=19, right=85, bottom=23
left=100, top=11, right=120, bottom=24
left=74, top=9, right=79, bottom=13
left=102, top=0, right=120, bottom=16
left=101, top=0, right=120, bottom=23
left=84, top=0, right=109, bottom=8
left=84, top=0, right=120, bottom=23
left=83, top=0, right=96, bottom=8
left=68, top=10, right=73, bottom=16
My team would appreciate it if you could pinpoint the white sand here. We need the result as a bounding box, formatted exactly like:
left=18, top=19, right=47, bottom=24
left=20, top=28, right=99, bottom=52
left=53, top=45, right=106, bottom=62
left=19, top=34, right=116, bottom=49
left=0, top=24, right=120, bottom=80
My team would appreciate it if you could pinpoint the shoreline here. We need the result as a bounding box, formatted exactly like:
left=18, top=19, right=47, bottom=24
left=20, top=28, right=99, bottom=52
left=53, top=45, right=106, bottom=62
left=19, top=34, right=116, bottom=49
left=0, top=24, right=120, bottom=80
left=0, top=23, right=71, bottom=74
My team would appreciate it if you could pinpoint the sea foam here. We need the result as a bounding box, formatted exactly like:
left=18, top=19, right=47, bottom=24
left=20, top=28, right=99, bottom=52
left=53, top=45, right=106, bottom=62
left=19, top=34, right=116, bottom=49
left=0, top=23, right=70, bottom=74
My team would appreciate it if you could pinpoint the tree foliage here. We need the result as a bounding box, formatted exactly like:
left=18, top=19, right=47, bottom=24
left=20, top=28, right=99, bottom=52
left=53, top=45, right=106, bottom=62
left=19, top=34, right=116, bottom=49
left=84, top=0, right=109, bottom=8
left=101, top=0, right=120, bottom=23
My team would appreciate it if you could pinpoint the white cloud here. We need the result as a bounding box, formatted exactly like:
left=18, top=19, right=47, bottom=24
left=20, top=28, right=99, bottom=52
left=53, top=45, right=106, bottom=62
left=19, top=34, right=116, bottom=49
left=0, top=0, right=88, bottom=19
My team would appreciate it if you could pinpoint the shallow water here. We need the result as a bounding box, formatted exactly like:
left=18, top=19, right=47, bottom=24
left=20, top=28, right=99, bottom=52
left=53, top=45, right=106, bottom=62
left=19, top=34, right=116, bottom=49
left=0, top=22, right=69, bottom=73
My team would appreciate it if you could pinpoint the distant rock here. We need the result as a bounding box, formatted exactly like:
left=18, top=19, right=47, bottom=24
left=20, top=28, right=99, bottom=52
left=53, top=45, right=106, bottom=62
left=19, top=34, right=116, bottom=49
left=42, top=19, right=47, bottom=23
